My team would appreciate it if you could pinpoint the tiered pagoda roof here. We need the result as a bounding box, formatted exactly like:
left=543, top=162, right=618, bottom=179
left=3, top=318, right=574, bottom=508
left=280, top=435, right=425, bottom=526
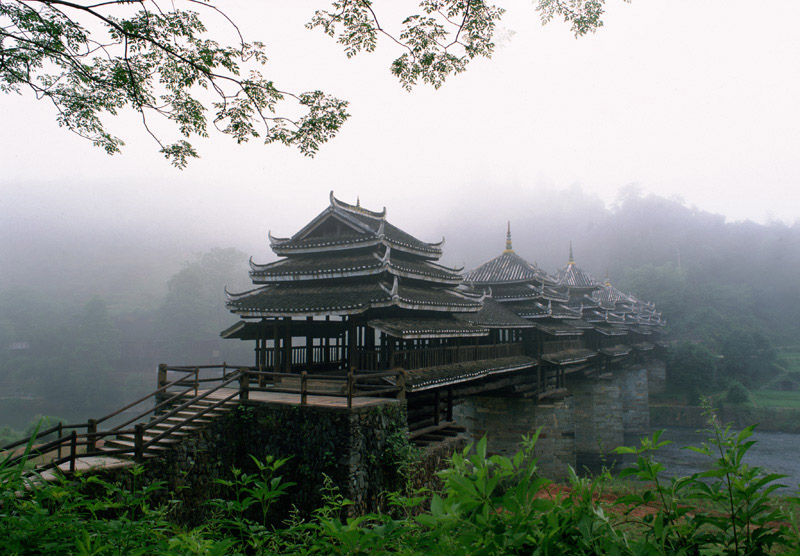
left=463, top=230, right=665, bottom=366
left=463, top=224, right=564, bottom=322
left=589, top=275, right=666, bottom=327
left=555, top=243, right=600, bottom=291
left=226, top=193, right=487, bottom=337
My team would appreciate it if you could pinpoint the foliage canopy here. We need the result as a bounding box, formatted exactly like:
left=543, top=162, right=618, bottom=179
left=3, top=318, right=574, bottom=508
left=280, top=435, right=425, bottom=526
left=0, top=0, right=617, bottom=166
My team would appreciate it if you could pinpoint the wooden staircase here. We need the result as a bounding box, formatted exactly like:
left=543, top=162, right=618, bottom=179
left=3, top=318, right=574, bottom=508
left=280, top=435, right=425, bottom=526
left=101, top=398, right=239, bottom=459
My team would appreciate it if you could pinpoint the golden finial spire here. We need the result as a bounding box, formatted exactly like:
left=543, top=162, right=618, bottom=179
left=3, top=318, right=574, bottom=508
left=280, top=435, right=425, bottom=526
left=604, top=269, right=611, bottom=286
left=504, top=221, right=514, bottom=253
left=568, top=241, right=574, bottom=265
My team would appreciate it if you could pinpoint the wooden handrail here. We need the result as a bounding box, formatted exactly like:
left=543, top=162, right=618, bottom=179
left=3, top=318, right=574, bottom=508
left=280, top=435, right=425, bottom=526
left=3, top=362, right=414, bottom=475
left=95, top=368, right=195, bottom=426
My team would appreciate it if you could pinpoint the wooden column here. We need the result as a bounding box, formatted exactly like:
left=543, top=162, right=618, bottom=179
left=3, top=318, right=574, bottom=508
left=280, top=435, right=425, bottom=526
left=324, top=316, right=331, bottom=365
left=273, top=321, right=281, bottom=373
left=347, top=317, right=357, bottom=370
left=433, top=390, right=441, bottom=426
left=446, top=388, right=453, bottom=421
left=283, top=317, right=292, bottom=373
left=306, top=316, right=313, bottom=370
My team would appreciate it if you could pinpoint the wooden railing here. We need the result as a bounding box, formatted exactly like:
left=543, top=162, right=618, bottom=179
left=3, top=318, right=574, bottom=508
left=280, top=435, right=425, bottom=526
left=1, top=364, right=407, bottom=475
left=259, top=342, right=524, bottom=372
left=392, top=342, right=523, bottom=370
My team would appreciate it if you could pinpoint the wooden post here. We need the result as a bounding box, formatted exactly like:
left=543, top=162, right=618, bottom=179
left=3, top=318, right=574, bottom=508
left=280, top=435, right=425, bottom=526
left=57, top=422, right=63, bottom=460
left=306, top=316, right=314, bottom=370
left=347, top=318, right=357, bottom=371
left=347, top=368, right=355, bottom=409
left=239, top=371, right=250, bottom=401
left=396, top=370, right=406, bottom=401
left=157, top=363, right=168, bottom=389
left=389, top=336, right=395, bottom=369
left=446, top=388, right=453, bottom=421
left=300, top=371, right=308, bottom=405
left=69, top=430, right=77, bottom=472
left=324, top=316, right=331, bottom=365
left=87, top=419, right=97, bottom=453
left=194, top=367, right=200, bottom=396
left=433, top=390, right=441, bottom=426
left=283, top=317, right=292, bottom=373
left=273, top=321, right=281, bottom=373
left=134, top=424, right=144, bottom=463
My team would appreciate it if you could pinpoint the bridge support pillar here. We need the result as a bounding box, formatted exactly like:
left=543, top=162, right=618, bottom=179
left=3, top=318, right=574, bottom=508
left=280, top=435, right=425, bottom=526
left=454, top=395, right=575, bottom=480
left=621, top=367, right=650, bottom=436
left=647, top=359, right=666, bottom=395
left=568, top=374, right=624, bottom=473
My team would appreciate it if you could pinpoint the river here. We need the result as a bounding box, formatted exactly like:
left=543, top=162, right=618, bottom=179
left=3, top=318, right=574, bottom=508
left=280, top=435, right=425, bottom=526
left=619, top=427, right=800, bottom=493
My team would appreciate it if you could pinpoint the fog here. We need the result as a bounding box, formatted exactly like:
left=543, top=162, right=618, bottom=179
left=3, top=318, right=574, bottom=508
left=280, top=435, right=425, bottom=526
left=2, top=1, right=800, bottom=433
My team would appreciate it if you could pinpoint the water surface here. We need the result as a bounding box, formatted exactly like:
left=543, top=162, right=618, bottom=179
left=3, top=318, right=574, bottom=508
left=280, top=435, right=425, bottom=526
left=620, top=427, right=800, bottom=493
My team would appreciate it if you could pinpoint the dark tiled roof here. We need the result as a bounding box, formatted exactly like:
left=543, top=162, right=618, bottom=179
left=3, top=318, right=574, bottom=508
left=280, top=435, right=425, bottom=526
left=490, top=283, right=541, bottom=300
left=226, top=282, right=392, bottom=317
left=566, top=319, right=594, bottom=330
left=555, top=262, right=600, bottom=289
left=464, top=251, right=544, bottom=285
left=632, top=342, right=655, bottom=351
left=535, top=322, right=584, bottom=336
left=405, top=355, right=537, bottom=391
left=583, top=310, right=607, bottom=323
left=270, top=194, right=443, bottom=258
left=591, top=283, right=633, bottom=307
left=606, top=312, right=626, bottom=324
left=594, top=324, right=629, bottom=336
left=542, top=349, right=596, bottom=365
left=453, top=298, right=535, bottom=328
left=505, top=301, right=551, bottom=319
left=550, top=303, right=582, bottom=319
left=387, top=255, right=462, bottom=284
left=250, top=252, right=383, bottom=282
left=250, top=249, right=461, bottom=284
left=541, top=286, right=570, bottom=302
left=393, top=282, right=483, bottom=312
left=368, top=318, right=488, bottom=339
left=598, top=345, right=632, bottom=357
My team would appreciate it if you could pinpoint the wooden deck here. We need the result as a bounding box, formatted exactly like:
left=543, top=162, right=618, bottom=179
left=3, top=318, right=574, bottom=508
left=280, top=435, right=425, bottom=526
left=204, top=388, right=398, bottom=409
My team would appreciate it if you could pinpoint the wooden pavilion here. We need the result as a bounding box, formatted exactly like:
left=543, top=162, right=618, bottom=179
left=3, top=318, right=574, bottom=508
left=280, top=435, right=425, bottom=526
left=220, top=193, right=538, bottom=438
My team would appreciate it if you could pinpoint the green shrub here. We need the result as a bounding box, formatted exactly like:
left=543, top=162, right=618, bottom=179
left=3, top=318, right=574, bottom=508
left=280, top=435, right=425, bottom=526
left=727, top=380, right=751, bottom=404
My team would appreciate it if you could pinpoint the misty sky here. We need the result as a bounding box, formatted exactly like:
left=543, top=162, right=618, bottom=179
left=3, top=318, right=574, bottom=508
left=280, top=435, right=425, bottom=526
left=2, top=1, right=799, bottom=270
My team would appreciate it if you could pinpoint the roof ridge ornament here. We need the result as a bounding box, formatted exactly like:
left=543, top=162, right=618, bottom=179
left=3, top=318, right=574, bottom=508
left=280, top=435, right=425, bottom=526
left=380, top=245, right=391, bottom=264
left=430, top=236, right=445, bottom=249
left=390, top=275, right=399, bottom=300
left=568, top=241, right=575, bottom=265
left=504, top=221, right=514, bottom=253
left=329, top=190, right=387, bottom=219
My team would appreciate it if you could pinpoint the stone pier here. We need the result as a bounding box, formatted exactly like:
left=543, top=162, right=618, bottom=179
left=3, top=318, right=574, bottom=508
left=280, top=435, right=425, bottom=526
left=568, top=374, right=624, bottom=472
left=621, top=367, right=650, bottom=435
left=647, top=359, right=667, bottom=395
left=455, top=395, right=576, bottom=479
